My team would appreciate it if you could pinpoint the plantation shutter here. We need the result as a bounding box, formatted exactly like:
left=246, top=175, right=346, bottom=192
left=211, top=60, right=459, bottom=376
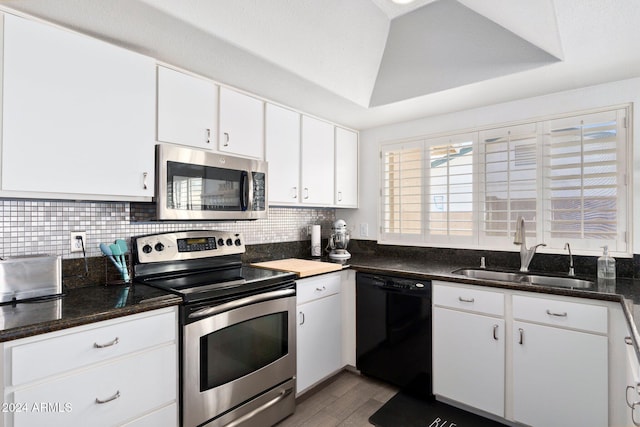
left=479, top=124, right=539, bottom=248
left=543, top=109, right=627, bottom=252
left=425, top=133, right=476, bottom=245
left=380, top=141, right=424, bottom=242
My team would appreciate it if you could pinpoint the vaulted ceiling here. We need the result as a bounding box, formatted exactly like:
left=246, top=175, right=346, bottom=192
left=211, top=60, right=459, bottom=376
left=2, top=0, right=640, bottom=129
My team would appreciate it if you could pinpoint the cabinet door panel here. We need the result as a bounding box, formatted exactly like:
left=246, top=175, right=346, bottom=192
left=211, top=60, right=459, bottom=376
left=219, top=87, right=264, bottom=159
left=334, top=127, right=358, bottom=207
left=2, top=14, right=155, bottom=198
left=300, top=116, right=334, bottom=205
left=297, top=293, right=341, bottom=393
left=433, top=307, right=504, bottom=417
left=513, top=321, right=607, bottom=427
left=265, top=104, right=300, bottom=204
left=157, top=66, right=217, bottom=149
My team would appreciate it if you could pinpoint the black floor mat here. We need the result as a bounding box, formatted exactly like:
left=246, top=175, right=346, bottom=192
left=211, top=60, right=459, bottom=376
left=369, top=392, right=509, bottom=427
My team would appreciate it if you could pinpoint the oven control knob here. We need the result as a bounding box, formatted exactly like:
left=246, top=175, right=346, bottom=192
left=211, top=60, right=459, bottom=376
left=226, top=238, right=233, bottom=246
left=234, top=238, right=242, bottom=246
left=142, top=244, right=153, bottom=254
left=218, top=238, right=225, bottom=246
left=155, top=242, right=165, bottom=252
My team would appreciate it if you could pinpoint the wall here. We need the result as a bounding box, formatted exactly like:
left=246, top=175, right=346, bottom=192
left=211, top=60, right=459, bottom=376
left=339, top=77, right=640, bottom=254
left=0, top=199, right=335, bottom=259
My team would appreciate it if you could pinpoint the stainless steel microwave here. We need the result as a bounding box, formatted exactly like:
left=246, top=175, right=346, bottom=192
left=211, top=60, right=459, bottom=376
left=151, top=144, right=267, bottom=221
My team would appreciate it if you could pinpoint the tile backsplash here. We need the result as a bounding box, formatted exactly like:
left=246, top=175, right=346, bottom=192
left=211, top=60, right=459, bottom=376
left=0, top=199, right=336, bottom=259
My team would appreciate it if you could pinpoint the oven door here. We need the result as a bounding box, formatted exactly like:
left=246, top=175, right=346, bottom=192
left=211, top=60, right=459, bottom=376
left=183, top=288, right=296, bottom=427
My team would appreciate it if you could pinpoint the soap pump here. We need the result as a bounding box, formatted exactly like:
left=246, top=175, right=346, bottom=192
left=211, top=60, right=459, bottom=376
left=597, top=245, right=616, bottom=283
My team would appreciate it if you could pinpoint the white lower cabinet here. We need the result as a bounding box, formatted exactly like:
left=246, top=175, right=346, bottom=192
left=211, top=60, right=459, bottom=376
left=625, top=333, right=640, bottom=426
left=433, top=308, right=505, bottom=417
left=433, top=284, right=505, bottom=417
left=433, top=281, right=610, bottom=427
left=512, top=320, right=607, bottom=427
left=2, top=307, right=178, bottom=427
left=512, top=295, right=608, bottom=427
left=296, top=273, right=342, bottom=395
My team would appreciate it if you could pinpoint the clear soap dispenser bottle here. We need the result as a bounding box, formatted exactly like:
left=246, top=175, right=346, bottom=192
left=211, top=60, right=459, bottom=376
left=597, top=245, right=616, bottom=285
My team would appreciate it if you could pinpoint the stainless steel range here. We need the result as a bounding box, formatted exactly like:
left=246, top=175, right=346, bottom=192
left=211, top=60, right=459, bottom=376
left=131, top=230, right=296, bottom=427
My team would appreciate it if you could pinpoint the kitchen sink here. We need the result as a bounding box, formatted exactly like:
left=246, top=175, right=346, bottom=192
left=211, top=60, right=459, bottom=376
left=452, top=268, right=595, bottom=289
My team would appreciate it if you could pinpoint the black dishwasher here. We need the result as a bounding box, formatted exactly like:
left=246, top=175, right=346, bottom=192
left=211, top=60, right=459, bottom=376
left=356, top=272, right=433, bottom=399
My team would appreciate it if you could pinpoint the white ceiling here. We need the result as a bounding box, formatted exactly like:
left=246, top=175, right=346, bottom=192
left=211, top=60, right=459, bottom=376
left=2, top=0, right=640, bottom=130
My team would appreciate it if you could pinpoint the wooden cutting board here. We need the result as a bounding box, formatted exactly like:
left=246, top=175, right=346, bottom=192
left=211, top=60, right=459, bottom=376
left=250, top=258, right=342, bottom=278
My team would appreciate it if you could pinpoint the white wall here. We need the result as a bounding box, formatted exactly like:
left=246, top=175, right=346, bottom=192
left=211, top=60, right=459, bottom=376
left=337, top=77, right=640, bottom=253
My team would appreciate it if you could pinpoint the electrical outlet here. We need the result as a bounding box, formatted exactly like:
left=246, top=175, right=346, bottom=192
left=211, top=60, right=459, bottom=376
left=70, top=232, right=87, bottom=253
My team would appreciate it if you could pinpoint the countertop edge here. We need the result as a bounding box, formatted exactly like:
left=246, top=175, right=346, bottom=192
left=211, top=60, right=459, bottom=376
left=0, top=296, right=182, bottom=343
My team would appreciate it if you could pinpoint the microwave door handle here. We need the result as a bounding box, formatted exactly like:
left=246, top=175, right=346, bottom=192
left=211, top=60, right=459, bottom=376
left=240, top=171, right=249, bottom=211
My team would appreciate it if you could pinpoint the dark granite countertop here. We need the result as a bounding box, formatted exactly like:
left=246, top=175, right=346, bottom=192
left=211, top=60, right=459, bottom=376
left=346, top=254, right=640, bottom=358
left=0, top=284, right=181, bottom=342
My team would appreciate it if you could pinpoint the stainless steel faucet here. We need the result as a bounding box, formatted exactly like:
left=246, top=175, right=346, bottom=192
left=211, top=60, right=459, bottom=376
left=564, top=243, right=575, bottom=276
left=513, top=216, right=546, bottom=272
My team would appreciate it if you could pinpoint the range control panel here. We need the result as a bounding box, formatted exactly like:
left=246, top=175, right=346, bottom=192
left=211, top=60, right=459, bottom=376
left=134, top=230, right=244, bottom=263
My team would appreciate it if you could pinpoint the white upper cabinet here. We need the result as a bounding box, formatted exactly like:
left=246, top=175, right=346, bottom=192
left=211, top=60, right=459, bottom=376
left=334, top=127, right=358, bottom=207
left=1, top=14, right=156, bottom=200
left=265, top=103, right=301, bottom=204
left=157, top=66, right=218, bottom=150
left=218, top=87, right=264, bottom=159
left=301, top=116, right=334, bottom=206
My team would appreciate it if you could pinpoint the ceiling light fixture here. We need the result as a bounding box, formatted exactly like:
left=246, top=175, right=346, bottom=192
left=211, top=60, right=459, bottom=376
left=391, top=0, right=416, bottom=4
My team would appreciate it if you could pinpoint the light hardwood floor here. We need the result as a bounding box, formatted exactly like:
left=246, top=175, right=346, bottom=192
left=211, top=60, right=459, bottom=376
left=276, top=370, right=398, bottom=427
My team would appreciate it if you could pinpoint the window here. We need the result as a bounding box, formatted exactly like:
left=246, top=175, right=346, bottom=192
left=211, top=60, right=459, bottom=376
left=379, top=107, right=630, bottom=256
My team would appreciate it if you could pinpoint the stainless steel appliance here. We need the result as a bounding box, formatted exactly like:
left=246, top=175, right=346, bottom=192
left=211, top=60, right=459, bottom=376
left=0, top=255, right=62, bottom=303
left=131, top=230, right=296, bottom=427
left=145, top=144, right=268, bottom=221
left=356, top=272, right=433, bottom=399
left=326, top=219, right=351, bottom=260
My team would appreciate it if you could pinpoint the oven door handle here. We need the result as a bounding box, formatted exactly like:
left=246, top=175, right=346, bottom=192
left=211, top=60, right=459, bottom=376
left=188, top=288, right=295, bottom=320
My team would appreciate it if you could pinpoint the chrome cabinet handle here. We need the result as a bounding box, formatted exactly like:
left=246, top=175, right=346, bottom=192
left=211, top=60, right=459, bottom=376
left=292, top=187, right=297, bottom=199
left=633, top=401, right=640, bottom=426
left=518, top=328, right=524, bottom=345
left=626, top=336, right=634, bottom=345
left=94, top=337, right=119, bottom=348
left=493, top=324, right=499, bottom=340
left=206, top=128, right=211, bottom=144
left=142, top=172, right=148, bottom=190
left=299, top=311, right=305, bottom=326
left=223, top=132, right=230, bottom=147
left=304, top=188, right=309, bottom=199
left=337, top=191, right=343, bottom=201
left=458, top=296, right=474, bottom=303
left=315, top=286, right=326, bottom=292
left=627, top=385, right=640, bottom=408
left=95, top=390, right=120, bottom=404
left=546, top=309, right=568, bottom=317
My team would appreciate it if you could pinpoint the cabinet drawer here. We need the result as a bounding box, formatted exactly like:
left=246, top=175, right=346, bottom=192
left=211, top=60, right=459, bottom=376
left=12, top=344, right=176, bottom=427
left=433, top=283, right=504, bottom=316
left=10, top=309, right=176, bottom=386
left=513, top=295, right=607, bottom=334
left=297, top=273, right=341, bottom=305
